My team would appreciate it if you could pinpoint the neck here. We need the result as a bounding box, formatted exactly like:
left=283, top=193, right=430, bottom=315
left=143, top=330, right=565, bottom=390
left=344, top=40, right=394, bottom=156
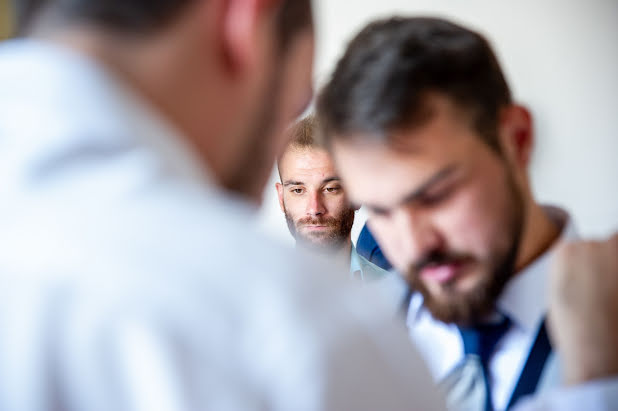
left=515, top=202, right=561, bottom=273
left=37, top=23, right=236, bottom=195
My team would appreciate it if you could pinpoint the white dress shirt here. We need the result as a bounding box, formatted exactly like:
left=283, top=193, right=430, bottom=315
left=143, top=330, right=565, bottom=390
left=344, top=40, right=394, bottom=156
left=407, top=207, right=618, bottom=410
left=350, top=245, right=409, bottom=316
left=0, top=39, right=445, bottom=411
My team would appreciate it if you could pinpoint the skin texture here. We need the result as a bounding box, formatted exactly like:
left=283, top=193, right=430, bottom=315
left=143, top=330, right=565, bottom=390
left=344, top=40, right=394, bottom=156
left=331, top=94, right=559, bottom=325
left=276, top=146, right=356, bottom=256
left=549, top=233, right=618, bottom=385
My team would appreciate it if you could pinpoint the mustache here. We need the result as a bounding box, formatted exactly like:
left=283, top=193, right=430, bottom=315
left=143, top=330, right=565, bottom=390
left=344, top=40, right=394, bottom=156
left=297, top=216, right=338, bottom=227
left=411, top=249, right=470, bottom=274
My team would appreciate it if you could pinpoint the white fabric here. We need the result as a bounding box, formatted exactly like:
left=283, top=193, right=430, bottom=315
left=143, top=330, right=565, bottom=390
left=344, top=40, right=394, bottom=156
left=407, top=207, right=618, bottom=410
left=514, top=378, right=618, bottom=411
left=0, top=39, right=445, bottom=411
left=349, top=244, right=389, bottom=281
left=349, top=245, right=408, bottom=316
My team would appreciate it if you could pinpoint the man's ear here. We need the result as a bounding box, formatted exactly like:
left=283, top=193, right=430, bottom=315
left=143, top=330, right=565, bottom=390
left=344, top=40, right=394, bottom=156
left=276, top=182, right=285, bottom=213
left=219, top=0, right=280, bottom=74
left=498, top=105, right=534, bottom=168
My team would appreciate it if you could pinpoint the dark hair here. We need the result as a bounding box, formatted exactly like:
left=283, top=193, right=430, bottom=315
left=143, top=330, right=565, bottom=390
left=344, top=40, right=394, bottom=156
left=14, top=0, right=312, bottom=52
left=317, top=17, right=512, bottom=151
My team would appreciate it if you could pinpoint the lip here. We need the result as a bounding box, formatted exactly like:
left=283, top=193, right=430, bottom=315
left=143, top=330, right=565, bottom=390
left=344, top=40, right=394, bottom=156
left=420, top=262, right=464, bottom=284
left=304, top=225, right=328, bottom=230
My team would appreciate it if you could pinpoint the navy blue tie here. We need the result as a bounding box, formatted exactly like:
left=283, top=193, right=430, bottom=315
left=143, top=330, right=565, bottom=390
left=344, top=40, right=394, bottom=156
left=458, top=316, right=511, bottom=411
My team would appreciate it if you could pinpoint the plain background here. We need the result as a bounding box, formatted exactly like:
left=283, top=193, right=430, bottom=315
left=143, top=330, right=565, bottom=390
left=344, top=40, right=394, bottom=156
left=259, top=0, right=618, bottom=245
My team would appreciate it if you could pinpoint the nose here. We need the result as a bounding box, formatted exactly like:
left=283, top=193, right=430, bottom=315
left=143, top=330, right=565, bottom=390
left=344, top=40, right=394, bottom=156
left=306, top=191, right=326, bottom=217
left=392, top=206, right=442, bottom=264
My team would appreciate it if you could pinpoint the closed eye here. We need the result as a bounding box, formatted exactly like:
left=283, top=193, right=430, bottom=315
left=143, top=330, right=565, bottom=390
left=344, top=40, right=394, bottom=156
left=418, top=187, right=452, bottom=207
left=368, top=206, right=392, bottom=218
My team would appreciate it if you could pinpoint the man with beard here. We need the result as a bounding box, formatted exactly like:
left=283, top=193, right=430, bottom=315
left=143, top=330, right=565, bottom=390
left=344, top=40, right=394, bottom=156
left=0, top=2, right=446, bottom=410
left=317, top=16, right=618, bottom=411
left=276, top=116, right=392, bottom=283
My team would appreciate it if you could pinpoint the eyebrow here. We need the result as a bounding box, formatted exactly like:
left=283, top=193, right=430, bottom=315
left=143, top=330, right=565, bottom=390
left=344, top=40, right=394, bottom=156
left=364, top=164, right=458, bottom=212
left=322, top=177, right=341, bottom=185
left=283, top=180, right=304, bottom=187
left=283, top=177, right=340, bottom=187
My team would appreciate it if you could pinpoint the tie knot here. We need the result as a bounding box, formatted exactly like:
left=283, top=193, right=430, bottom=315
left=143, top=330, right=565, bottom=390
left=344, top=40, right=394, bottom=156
left=459, top=316, right=511, bottom=365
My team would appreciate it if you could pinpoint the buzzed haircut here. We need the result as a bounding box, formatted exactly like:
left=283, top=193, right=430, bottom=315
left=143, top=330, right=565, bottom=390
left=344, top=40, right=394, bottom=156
left=13, top=0, right=312, bottom=53
left=287, top=115, right=319, bottom=149
left=317, top=17, right=512, bottom=153
left=277, top=115, right=325, bottom=178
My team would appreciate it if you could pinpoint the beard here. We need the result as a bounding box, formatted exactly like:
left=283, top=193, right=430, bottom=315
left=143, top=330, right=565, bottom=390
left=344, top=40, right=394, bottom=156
left=407, top=171, right=525, bottom=326
left=284, top=207, right=355, bottom=253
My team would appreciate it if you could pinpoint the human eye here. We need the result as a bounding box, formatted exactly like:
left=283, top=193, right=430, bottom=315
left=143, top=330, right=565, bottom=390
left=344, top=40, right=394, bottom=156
left=290, top=187, right=305, bottom=195
left=324, top=185, right=342, bottom=194
left=419, top=187, right=452, bottom=207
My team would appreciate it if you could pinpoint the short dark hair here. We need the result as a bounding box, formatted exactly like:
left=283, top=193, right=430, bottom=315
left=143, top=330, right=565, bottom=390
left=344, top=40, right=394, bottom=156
left=317, top=17, right=512, bottom=151
left=14, top=0, right=312, bottom=52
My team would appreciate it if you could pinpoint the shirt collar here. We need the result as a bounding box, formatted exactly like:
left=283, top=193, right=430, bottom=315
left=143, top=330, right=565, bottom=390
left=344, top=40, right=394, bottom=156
left=350, top=245, right=364, bottom=279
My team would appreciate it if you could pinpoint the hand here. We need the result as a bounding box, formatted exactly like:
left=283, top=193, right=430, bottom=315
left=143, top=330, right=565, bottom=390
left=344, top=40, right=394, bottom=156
left=548, top=233, right=618, bottom=385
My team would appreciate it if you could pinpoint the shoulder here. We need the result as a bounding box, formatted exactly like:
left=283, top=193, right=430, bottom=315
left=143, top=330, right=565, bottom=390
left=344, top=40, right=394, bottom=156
left=357, top=253, right=391, bottom=281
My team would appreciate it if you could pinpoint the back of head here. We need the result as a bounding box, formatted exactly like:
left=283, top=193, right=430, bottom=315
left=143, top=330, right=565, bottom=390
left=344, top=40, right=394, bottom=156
left=13, top=0, right=311, bottom=53
left=317, top=17, right=512, bottom=151
left=13, top=0, right=192, bottom=35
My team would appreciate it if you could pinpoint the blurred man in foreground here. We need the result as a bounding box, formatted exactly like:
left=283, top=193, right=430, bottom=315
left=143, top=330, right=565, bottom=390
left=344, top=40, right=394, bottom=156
left=0, top=1, right=443, bottom=409
left=317, top=16, right=618, bottom=411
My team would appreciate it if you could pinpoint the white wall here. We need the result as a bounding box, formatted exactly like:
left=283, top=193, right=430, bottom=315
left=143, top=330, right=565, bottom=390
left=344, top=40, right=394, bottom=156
left=257, top=0, right=618, bottom=244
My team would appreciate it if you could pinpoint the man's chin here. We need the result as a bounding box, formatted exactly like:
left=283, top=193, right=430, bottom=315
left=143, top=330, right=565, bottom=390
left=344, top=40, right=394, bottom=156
left=298, top=231, right=336, bottom=243
left=423, top=274, right=482, bottom=296
left=413, top=274, right=496, bottom=325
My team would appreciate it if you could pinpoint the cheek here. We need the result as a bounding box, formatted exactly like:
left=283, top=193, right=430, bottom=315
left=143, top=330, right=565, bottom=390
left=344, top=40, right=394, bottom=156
left=326, top=196, right=348, bottom=216
left=283, top=195, right=306, bottom=219
left=277, top=45, right=313, bottom=127
left=435, top=176, right=513, bottom=259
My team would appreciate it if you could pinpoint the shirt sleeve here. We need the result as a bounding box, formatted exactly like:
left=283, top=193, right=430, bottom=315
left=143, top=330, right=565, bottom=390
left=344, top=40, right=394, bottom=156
left=513, top=378, right=618, bottom=411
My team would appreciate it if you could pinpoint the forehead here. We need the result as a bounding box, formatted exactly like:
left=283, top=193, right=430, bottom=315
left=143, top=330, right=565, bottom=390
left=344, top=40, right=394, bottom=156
left=279, top=147, right=336, bottom=179
left=331, top=101, right=488, bottom=206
